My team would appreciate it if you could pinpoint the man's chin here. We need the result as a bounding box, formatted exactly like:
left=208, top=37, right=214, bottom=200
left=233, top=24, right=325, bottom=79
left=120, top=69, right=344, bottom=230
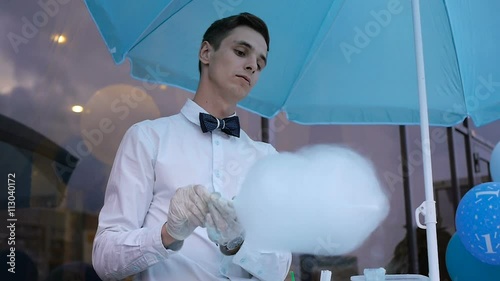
left=227, top=86, right=250, bottom=102
left=237, top=91, right=251, bottom=102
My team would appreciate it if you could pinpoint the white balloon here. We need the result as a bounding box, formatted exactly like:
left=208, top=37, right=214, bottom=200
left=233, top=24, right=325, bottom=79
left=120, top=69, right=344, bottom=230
left=234, top=144, right=389, bottom=255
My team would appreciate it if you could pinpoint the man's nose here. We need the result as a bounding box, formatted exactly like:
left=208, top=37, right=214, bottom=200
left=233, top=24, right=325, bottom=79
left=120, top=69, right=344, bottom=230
left=245, top=58, right=257, bottom=73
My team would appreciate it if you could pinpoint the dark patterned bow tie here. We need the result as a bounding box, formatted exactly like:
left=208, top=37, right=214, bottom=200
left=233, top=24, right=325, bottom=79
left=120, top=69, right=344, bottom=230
left=199, top=113, right=240, bottom=138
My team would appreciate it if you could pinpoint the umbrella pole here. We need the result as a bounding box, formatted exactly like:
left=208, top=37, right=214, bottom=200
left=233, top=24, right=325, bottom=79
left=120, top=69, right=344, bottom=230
left=411, top=0, right=440, bottom=280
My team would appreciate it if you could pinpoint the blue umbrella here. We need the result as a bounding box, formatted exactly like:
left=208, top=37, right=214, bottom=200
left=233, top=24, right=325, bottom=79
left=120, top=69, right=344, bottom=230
left=84, top=1, right=500, bottom=280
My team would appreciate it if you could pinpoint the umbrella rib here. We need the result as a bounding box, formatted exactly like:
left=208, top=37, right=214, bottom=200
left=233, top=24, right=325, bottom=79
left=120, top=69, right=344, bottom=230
left=441, top=0, right=467, bottom=117
left=281, top=0, right=348, bottom=110
left=128, top=0, right=195, bottom=55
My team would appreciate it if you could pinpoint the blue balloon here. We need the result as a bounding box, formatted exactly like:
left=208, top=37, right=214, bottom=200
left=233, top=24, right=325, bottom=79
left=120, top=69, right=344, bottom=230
left=491, top=142, right=500, bottom=182
left=456, top=182, right=500, bottom=265
left=446, top=234, right=500, bottom=281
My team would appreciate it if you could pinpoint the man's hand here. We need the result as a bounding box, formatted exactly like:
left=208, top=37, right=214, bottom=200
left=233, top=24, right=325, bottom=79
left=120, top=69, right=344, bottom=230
left=165, top=185, right=211, bottom=241
left=206, top=193, right=245, bottom=252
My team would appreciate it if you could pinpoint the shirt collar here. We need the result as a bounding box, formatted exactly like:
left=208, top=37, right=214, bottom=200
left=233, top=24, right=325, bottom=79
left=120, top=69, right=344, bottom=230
left=180, top=99, right=237, bottom=127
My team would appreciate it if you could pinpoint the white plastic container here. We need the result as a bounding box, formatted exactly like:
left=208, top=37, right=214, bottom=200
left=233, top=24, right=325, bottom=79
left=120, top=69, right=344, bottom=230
left=351, top=274, right=430, bottom=281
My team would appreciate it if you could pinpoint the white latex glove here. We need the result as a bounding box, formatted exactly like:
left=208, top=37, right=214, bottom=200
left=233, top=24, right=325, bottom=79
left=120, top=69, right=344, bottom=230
left=206, top=193, right=245, bottom=250
left=165, top=184, right=211, bottom=241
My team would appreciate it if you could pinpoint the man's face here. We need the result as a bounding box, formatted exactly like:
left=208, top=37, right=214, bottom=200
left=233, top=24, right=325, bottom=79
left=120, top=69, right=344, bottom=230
left=203, top=26, right=268, bottom=103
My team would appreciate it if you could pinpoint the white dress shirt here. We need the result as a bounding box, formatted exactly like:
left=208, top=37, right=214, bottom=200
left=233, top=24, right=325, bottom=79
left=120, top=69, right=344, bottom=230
left=92, top=99, right=291, bottom=281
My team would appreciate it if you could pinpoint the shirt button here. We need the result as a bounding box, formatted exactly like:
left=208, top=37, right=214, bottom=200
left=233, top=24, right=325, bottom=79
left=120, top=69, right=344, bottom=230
left=215, top=140, right=220, bottom=145
left=215, top=170, right=220, bottom=178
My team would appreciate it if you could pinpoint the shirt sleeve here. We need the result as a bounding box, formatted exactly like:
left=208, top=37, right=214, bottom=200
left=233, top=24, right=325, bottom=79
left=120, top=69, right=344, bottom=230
left=220, top=241, right=292, bottom=281
left=92, top=123, right=175, bottom=280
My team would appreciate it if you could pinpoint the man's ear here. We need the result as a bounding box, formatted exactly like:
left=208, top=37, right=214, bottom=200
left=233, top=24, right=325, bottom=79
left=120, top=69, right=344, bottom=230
left=199, top=41, right=212, bottom=67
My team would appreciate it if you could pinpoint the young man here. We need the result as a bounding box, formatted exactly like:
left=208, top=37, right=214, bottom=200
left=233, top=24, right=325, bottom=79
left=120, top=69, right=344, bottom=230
left=92, top=13, right=291, bottom=281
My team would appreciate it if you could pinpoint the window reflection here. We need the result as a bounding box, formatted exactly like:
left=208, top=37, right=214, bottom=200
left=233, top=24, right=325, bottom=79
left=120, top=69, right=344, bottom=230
left=0, top=114, right=101, bottom=280
left=0, top=1, right=498, bottom=281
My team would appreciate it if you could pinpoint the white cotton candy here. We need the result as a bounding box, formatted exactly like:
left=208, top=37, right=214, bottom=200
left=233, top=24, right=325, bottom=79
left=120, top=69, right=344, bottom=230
left=234, top=144, right=390, bottom=255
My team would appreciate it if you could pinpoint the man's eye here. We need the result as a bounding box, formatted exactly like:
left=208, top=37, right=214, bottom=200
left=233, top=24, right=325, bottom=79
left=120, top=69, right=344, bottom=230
left=235, top=49, right=245, bottom=56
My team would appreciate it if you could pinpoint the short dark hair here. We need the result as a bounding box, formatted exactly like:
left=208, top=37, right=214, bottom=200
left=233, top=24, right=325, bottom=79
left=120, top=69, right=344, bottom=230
left=198, top=12, right=270, bottom=73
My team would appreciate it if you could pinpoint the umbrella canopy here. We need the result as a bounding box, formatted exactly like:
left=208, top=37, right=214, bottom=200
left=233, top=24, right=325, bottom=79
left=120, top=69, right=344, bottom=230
left=84, top=1, right=500, bottom=281
left=85, top=0, right=500, bottom=126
